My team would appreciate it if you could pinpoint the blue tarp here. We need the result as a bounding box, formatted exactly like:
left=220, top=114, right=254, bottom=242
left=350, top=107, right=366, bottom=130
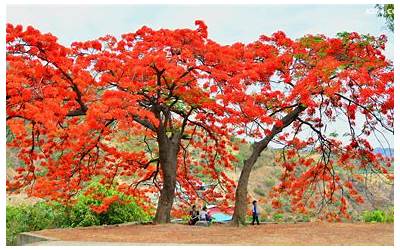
left=211, top=213, right=232, bottom=222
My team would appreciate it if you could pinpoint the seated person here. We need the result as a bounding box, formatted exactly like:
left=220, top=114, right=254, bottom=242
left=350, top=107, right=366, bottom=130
left=188, top=205, right=199, bottom=225
left=199, top=206, right=212, bottom=222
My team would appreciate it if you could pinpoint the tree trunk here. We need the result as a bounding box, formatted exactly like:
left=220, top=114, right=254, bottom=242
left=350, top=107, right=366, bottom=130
left=231, top=105, right=306, bottom=226
left=231, top=146, right=262, bottom=226
left=153, top=133, right=180, bottom=224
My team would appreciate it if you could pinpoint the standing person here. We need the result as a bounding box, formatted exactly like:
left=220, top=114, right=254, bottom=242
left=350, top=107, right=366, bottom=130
left=251, top=200, right=260, bottom=225
left=189, top=205, right=199, bottom=225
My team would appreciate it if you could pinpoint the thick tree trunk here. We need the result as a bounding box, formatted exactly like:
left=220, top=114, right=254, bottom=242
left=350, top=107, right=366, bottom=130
left=153, top=133, right=180, bottom=224
left=231, top=105, right=306, bottom=226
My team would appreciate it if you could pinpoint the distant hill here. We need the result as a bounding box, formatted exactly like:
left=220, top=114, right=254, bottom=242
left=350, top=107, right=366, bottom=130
left=374, top=148, right=394, bottom=157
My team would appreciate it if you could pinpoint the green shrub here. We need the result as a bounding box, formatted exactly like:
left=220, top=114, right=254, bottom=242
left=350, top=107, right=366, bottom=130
left=6, top=181, right=150, bottom=245
left=273, top=213, right=284, bottom=222
left=6, top=206, right=25, bottom=246
left=6, top=202, right=63, bottom=245
left=295, top=214, right=310, bottom=222
left=362, top=208, right=394, bottom=223
left=69, top=180, right=151, bottom=226
left=260, top=216, right=272, bottom=223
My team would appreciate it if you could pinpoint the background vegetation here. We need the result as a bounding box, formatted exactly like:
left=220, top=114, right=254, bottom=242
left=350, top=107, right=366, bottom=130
left=6, top=180, right=151, bottom=245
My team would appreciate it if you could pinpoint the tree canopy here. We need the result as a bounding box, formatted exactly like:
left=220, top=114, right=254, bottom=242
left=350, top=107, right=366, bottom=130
left=6, top=21, right=394, bottom=224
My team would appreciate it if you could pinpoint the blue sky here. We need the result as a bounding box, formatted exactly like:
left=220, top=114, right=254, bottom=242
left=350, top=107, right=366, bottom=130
left=6, top=5, right=394, bottom=148
left=7, top=4, right=394, bottom=57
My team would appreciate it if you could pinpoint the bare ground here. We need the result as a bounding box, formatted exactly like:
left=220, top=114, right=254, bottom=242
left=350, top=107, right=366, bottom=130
left=34, top=222, right=393, bottom=246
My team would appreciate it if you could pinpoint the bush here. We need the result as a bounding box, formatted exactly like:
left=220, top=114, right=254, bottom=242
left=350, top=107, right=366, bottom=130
left=295, top=214, right=311, bottom=222
left=6, top=202, right=64, bottom=245
left=273, top=213, right=284, bottom=222
left=362, top=208, right=394, bottom=223
left=69, top=181, right=150, bottom=226
left=6, top=181, right=150, bottom=245
left=6, top=206, right=25, bottom=245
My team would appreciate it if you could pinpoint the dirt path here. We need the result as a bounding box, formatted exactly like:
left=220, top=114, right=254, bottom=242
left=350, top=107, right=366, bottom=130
left=34, top=222, right=393, bottom=245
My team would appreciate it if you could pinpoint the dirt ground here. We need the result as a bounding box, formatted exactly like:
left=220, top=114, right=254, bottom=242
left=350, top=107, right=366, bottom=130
left=34, top=222, right=393, bottom=246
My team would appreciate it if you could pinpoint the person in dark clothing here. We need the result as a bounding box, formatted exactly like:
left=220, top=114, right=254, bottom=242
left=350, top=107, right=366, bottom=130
left=188, top=205, right=199, bottom=225
left=251, top=200, right=260, bottom=225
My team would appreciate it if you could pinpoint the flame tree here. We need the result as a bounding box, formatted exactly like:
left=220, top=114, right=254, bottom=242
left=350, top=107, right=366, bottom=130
left=6, top=22, right=393, bottom=225
left=215, top=31, right=393, bottom=225
left=6, top=21, right=237, bottom=224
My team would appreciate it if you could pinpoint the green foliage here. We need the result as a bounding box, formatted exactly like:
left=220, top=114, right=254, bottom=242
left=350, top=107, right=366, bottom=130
left=263, top=204, right=273, bottom=214
left=6, top=202, right=68, bottom=245
left=299, top=35, right=325, bottom=48
left=273, top=213, right=284, bottom=222
left=6, top=125, right=15, bottom=143
left=337, top=31, right=351, bottom=41
left=272, top=168, right=281, bottom=177
left=264, top=177, right=276, bottom=188
left=329, top=132, right=338, bottom=137
left=295, top=214, right=311, bottom=222
left=6, top=181, right=150, bottom=245
left=231, top=139, right=275, bottom=170
left=277, top=196, right=291, bottom=213
left=232, top=141, right=251, bottom=169
left=376, top=4, right=394, bottom=32
left=70, top=180, right=151, bottom=226
left=362, top=208, right=394, bottom=223
left=253, top=187, right=266, bottom=197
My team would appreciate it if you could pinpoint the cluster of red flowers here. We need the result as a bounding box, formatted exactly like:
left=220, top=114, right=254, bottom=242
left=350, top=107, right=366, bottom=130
left=6, top=21, right=393, bottom=220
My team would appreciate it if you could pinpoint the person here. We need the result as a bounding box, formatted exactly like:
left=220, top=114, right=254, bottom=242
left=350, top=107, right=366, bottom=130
left=188, top=205, right=199, bottom=225
left=199, top=206, right=212, bottom=223
left=251, top=200, right=260, bottom=225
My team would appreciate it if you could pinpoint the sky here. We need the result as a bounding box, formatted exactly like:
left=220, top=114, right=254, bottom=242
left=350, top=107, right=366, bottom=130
left=7, top=4, right=394, bottom=53
left=6, top=4, right=394, bottom=148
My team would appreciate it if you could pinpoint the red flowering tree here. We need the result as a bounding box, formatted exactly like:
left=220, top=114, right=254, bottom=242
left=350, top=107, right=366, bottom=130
left=6, top=22, right=237, bottom=223
left=220, top=31, right=394, bottom=225
left=6, top=21, right=393, bottom=226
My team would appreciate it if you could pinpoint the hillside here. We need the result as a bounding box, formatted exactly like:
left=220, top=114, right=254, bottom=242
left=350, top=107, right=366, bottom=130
left=6, top=144, right=394, bottom=218
left=231, top=148, right=394, bottom=220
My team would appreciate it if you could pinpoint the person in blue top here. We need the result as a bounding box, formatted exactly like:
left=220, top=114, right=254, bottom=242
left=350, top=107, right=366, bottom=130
left=251, top=200, right=260, bottom=225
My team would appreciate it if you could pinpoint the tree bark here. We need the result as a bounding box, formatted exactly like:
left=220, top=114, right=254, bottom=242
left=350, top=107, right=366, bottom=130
left=231, top=105, right=306, bottom=226
left=231, top=145, right=263, bottom=225
left=153, top=133, right=180, bottom=224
